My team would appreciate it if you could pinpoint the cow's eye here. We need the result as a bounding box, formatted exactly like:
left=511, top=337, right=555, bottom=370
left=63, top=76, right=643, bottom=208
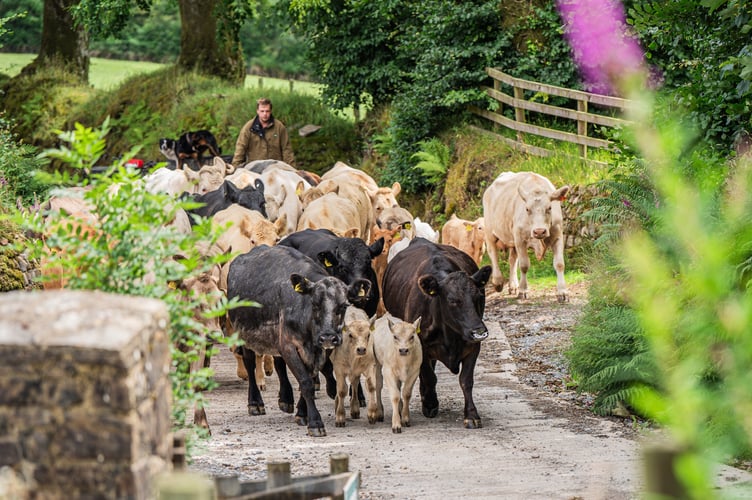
left=526, top=208, right=531, bottom=214
left=393, top=335, right=398, bottom=341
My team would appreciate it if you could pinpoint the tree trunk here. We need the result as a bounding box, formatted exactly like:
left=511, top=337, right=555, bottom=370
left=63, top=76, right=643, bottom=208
left=20, top=0, right=89, bottom=82
left=177, top=0, right=245, bottom=85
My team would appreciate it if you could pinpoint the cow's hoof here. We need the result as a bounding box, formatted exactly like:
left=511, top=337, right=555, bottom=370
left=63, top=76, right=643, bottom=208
left=258, top=383, right=266, bottom=392
left=358, top=398, right=367, bottom=408
left=392, top=427, right=402, bottom=434
left=350, top=411, right=360, bottom=420
left=278, top=401, right=295, bottom=413
left=295, top=415, right=308, bottom=426
left=493, top=283, right=503, bottom=292
left=403, top=420, right=411, bottom=427
left=307, top=427, right=327, bottom=437
left=247, top=404, right=265, bottom=416
left=517, top=292, right=527, bottom=299
left=422, top=406, right=439, bottom=418
left=464, top=418, right=482, bottom=429
left=557, top=294, right=568, bottom=303
left=335, top=421, right=346, bottom=428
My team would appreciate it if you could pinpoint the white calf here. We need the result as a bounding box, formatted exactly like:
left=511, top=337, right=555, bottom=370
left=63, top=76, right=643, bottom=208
left=367, top=314, right=422, bottom=433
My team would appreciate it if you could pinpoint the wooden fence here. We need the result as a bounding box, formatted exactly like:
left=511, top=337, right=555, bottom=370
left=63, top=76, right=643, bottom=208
left=469, top=67, right=634, bottom=162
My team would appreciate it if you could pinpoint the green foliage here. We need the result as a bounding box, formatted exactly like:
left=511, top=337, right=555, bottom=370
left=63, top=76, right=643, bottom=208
left=0, top=115, right=47, bottom=208
left=0, top=62, right=95, bottom=151
left=411, top=138, right=450, bottom=185
left=629, top=0, right=752, bottom=147
left=17, top=121, right=246, bottom=446
left=566, top=252, right=658, bottom=416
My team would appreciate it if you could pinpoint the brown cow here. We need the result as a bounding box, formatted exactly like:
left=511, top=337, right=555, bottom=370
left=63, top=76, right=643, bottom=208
left=482, top=171, right=569, bottom=302
left=441, top=214, right=486, bottom=266
left=321, top=162, right=401, bottom=221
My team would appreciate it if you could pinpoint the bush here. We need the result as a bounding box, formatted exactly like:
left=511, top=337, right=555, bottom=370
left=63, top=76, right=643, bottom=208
left=0, top=114, right=47, bottom=209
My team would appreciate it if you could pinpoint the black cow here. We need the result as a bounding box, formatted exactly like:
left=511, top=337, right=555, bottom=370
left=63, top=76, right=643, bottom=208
left=187, top=179, right=267, bottom=223
left=227, top=244, right=370, bottom=437
left=279, top=228, right=383, bottom=316
left=381, top=237, right=492, bottom=429
left=279, top=228, right=384, bottom=401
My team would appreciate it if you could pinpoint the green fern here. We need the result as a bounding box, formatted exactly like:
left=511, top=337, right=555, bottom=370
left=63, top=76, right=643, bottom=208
left=411, top=137, right=450, bottom=184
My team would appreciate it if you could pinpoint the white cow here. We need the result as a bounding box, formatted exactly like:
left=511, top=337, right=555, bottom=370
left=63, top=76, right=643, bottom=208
left=482, top=171, right=569, bottom=302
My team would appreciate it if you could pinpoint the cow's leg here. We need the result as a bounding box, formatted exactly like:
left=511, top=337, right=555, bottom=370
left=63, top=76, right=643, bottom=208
left=334, top=366, right=349, bottom=427
left=241, top=348, right=265, bottom=416
left=320, top=356, right=338, bottom=399
left=232, top=345, right=249, bottom=380
left=191, top=341, right=211, bottom=434
left=419, top=358, right=439, bottom=418
left=516, top=242, right=532, bottom=299
left=508, top=247, right=520, bottom=297
left=402, top=370, right=420, bottom=429
left=366, top=363, right=384, bottom=424
left=263, top=354, right=274, bottom=376
left=384, top=372, right=403, bottom=433
left=280, top=348, right=325, bottom=436
left=274, top=357, right=295, bottom=413
left=459, top=345, right=482, bottom=429
left=349, top=373, right=362, bottom=419
left=254, top=354, right=267, bottom=391
left=485, top=233, right=505, bottom=292
left=552, top=236, right=568, bottom=302
left=356, top=380, right=367, bottom=407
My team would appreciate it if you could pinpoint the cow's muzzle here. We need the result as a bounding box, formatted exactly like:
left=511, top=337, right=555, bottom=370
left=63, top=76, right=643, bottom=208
left=356, top=347, right=367, bottom=356
left=532, top=228, right=548, bottom=239
left=469, top=327, right=489, bottom=342
left=399, top=348, right=410, bottom=356
left=318, top=333, right=342, bottom=349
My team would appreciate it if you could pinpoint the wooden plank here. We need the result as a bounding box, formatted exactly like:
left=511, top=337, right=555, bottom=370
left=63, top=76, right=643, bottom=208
left=577, top=100, right=588, bottom=158
left=228, top=472, right=358, bottom=500
left=470, top=106, right=612, bottom=149
left=482, top=86, right=631, bottom=128
left=486, top=67, right=633, bottom=110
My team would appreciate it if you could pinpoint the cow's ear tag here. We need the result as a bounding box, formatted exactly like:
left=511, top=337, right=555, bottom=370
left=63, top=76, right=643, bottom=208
left=404, top=223, right=411, bottom=230
left=168, top=281, right=177, bottom=289
left=358, top=286, right=366, bottom=297
left=324, top=258, right=333, bottom=267
left=416, top=326, right=421, bottom=334
left=296, top=187, right=302, bottom=196
left=465, top=224, right=472, bottom=232
left=294, top=282, right=304, bottom=293
left=394, top=232, right=402, bottom=241
left=429, top=289, right=436, bottom=295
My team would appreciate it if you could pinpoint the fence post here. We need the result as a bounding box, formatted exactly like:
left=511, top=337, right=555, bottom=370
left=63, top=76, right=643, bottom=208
left=513, top=85, right=525, bottom=143
left=267, top=461, right=291, bottom=490
left=577, top=99, right=588, bottom=159
left=494, top=77, right=502, bottom=134
left=330, top=453, right=349, bottom=500
left=289, top=79, right=294, bottom=92
left=258, top=77, right=264, bottom=89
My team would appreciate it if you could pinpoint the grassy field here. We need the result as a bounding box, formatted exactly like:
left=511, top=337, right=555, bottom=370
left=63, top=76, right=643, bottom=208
left=0, top=52, right=323, bottom=95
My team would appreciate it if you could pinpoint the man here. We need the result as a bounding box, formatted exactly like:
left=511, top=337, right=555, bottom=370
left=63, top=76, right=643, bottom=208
left=231, top=97, right=296, bottom=168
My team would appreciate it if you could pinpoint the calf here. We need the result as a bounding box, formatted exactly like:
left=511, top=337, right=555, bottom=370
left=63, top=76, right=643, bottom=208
left=298, top=190, right=362, bottom=239
left=482, top=171, right=569, bottom=302
left=187, top=179, right=266, bottom=223
left=329, top=306, right=376, bottom=427
left=227, top=244, right=371, bottom=437
left=367, top=314, right=422, bottom=433
left=382, top=238, right=491, bottom=429
left=441, top=214, right=486, bottom=266
left=321, top=161, right=401, bottom=220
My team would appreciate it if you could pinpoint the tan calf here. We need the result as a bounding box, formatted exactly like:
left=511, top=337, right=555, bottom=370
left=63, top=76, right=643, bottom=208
left=297, top=191, right=362, bottom=238
left=329, top=306, right=376, bottom=427
left=441, top=214, right=486, bottom=266
left=367, top=314, right=422, bottom=433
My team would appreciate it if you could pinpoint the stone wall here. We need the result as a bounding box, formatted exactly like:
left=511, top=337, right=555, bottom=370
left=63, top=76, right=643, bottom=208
left=0, top=290, right=173, bottom=499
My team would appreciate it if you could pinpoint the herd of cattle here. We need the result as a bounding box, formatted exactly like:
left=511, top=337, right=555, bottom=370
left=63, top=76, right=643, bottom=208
left=41, top=157, right=570, bottom=437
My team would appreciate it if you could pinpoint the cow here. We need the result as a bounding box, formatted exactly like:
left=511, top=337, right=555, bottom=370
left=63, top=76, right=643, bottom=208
left=366, top=314, right=422, bottom=433
left=320, top=161, right=401, bottom=221
left=329, top=306, right=376, bottom=427
left=144, top=167, right=195, bottom=196
left=308, top=177, right=373, bottom=241
left=226, top=244, right=371, bottom=437
left=258, top=166, right=309, bottom=235
left=441, top=214, right=486, bottom=266
left=414, top=217, right=440, bottom=242
left=381, top=237, right=492, bottom=429
left=186, top=179, right=267, bottom=223
left=482, top=171, right=569, bottom=302
left=297, top=191, right=363, bottom=239
left=185, top=156, right=236, bottom=195
left=176, top=267, right=224, bottom=434
left=279, top=228, right=384, bottom=401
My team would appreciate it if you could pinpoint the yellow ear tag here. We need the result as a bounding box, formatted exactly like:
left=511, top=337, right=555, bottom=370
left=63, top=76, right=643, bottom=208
left=168, top=281, right=177, bottom=289
left=429, top=289, right=436, bottom=295
left=294, top=283, right=304, bottom=293
left=324, top=258, right=333, bottom=267
left=416, top=326, right=421, bottom=334
left=358, top=287, right=366, bottom=297
left=394, top=232, right=402, bottom=241
left=465, top=224, right=473, bottom=232
left=296, top=187, right=302, bottom=196
left=404, top=223, right=412, bottom=230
